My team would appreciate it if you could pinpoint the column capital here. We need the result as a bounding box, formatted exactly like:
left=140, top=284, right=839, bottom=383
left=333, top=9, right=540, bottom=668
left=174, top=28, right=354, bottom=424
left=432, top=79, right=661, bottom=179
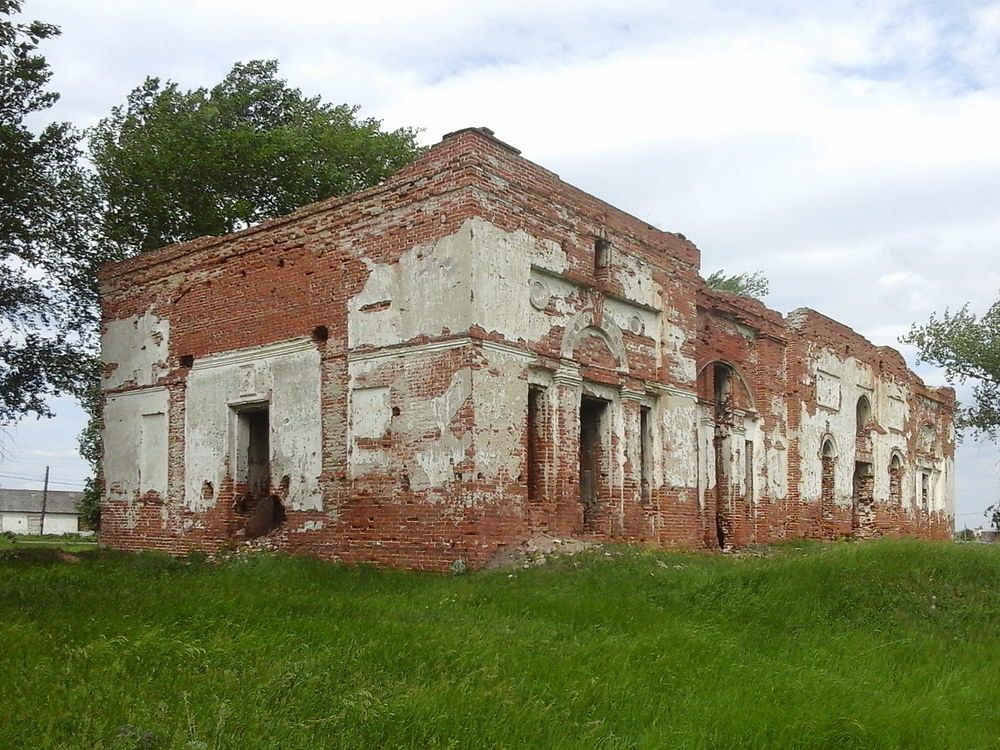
left=553, top=361, right=582, bottom=387
left=619, top=387, right=646, bottom=403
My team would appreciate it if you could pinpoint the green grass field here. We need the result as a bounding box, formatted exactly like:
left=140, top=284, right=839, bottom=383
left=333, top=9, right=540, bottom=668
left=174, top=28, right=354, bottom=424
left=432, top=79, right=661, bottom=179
left=0, top=533, right=99, bottom=553
left=1, top=540, right=998, bottom=749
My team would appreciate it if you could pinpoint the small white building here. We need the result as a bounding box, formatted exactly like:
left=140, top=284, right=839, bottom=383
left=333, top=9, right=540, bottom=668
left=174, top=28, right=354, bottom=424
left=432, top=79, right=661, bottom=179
left=0, top=489, right=83, bottom=535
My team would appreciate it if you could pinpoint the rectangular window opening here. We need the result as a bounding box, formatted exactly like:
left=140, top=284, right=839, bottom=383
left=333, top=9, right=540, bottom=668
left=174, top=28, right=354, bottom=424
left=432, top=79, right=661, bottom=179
left=594, top=237, right=611, bottom=272
left=744, top=439, right=754, bottom=503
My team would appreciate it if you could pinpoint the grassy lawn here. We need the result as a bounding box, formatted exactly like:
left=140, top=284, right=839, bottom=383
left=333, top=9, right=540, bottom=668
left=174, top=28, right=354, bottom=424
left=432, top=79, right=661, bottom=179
left=0, top=533, right=99, bottom=553
left=1, top=540, right=998, bottom=749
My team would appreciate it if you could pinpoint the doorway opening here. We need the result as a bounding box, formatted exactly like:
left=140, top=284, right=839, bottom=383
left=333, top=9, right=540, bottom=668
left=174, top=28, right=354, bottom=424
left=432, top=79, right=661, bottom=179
left=639, top=405, right=652, bottom=504
left=527, top=386, right=545, bottom=501
left=579, top=396, right=608, bottom=529
left=240, top=406, right=271, bottom=498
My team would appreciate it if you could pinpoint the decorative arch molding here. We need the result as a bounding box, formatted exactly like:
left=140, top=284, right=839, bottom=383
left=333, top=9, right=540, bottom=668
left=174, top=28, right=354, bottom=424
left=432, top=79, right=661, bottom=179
left=560, top=309, right=629, bottom=374
left=696, top=359, right=756, bottom=413
left=819, top=433, right=839, bottom=459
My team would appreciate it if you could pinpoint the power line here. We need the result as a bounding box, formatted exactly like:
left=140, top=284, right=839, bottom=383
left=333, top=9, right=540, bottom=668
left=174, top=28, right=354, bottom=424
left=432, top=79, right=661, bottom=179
left=2, top=460, right=89, bottom=471
left=0, top=472, right=85, bottom=487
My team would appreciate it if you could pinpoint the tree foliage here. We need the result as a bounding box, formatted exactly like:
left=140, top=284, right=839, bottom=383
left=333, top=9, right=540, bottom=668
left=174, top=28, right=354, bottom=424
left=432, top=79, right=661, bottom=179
left=0, top=0, right=101, bottom=424
left=704, top=269, right=770, bottom=300
left=88, top=59, right=423, bottom=254
left=903, top=298, right=1000, bottom=530
left=902, top=300, right=1000, bottom=439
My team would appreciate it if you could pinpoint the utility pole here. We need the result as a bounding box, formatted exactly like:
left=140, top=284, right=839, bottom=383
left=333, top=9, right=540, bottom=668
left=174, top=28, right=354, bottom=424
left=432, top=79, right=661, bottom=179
left=40, top=465, right=49, bottom=536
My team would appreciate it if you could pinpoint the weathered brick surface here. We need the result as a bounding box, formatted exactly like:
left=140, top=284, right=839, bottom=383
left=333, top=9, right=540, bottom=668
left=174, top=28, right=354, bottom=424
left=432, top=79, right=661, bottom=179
left=99, top=127, right=956, bottom=570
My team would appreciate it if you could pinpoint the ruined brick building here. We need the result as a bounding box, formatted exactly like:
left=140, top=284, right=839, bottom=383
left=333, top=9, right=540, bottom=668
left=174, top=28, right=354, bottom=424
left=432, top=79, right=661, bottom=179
left=99, top=127, right=956, bottom=570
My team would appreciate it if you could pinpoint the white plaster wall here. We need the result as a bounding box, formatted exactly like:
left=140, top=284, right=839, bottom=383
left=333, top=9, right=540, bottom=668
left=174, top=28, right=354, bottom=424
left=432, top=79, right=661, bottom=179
left=104, top=387, right=170, bottom=503
left=469, top=218, right=572, bottom=342
left=351, top=386, right=391, bottom=439
left=697, top=414, right=715, bottom=509
left=796, top=352, right=875, bottom=503
left=42, top=514, right=79, bottom=535
left=346, top=217, right=702, bottom=502
left=471, top=345, right=533, bottom=483
left=349, top=218, right=694, bottom=412
left=102, top=308, right=170, bottom=390
left=762, top=395, right=790, bottom=500
left=184, top=339, right=322, bottom=511
left=0, top=512, right=31, bottom=534
left=0, top=512, right=78, bottom=535
left=408, top=369, right=472, bottom=491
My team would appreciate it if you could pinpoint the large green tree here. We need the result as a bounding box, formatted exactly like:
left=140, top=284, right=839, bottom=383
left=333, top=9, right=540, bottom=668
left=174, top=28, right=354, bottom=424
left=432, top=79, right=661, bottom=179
left=0, top=0, right=101, bottom=424
left=903, top=297, right=1000, bottom=529
left=89, top=59, right=422, bottom=254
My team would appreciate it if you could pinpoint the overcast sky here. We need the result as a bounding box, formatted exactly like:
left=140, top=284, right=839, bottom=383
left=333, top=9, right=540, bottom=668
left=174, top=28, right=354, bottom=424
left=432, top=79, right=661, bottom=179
left=3, top=0, right=998, bottom=525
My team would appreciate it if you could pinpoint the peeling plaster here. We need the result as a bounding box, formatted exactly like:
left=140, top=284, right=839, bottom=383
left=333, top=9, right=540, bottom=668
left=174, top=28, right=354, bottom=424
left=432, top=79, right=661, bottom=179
left=412, top=370, right=473, bottom=491
left=102, top=309, right=169, bottom=390
left=662, top=394, right=700, bottom=488
left=349, top=222, right=474, bottom=349
left=614, top=251, right=663, bottom=310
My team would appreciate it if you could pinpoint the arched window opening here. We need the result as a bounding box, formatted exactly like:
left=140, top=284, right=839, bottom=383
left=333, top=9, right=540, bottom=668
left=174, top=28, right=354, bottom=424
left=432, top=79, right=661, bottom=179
left=856, top=395, right=872, bottom=435
left=820, top=438, right=837, bottom=536
left=713, top=363, right=733, bottom=418
left=822, top=439, right=836, bottom=459
left=821, top=439, right=836, bottom=509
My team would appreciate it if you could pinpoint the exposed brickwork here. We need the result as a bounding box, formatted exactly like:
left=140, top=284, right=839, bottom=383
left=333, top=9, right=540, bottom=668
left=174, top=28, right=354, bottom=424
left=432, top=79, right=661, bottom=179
left=98, top=127, right=956, bottom=571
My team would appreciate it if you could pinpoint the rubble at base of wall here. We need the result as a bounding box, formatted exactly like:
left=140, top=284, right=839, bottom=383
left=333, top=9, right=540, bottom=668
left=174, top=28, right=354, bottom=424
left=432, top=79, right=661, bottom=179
left=481, top=535, right=597, bottom=570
